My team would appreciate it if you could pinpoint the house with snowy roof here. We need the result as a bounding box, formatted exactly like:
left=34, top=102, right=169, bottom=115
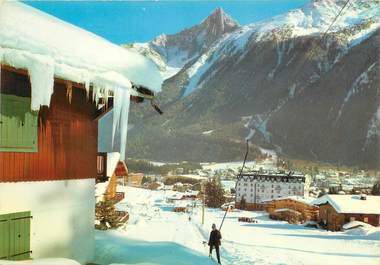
left=314, top=194, right=380, bottom=231
left=0, top=1, right=161, bottom=263
left=96, top=152, right=129, bottom=202
left=265, top=196, right=319, bottom=224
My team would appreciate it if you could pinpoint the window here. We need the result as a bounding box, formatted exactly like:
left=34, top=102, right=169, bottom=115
left=350, top=217, right=355, bottom=222
left=0, top=94, right=38, bottom=152
left=364, top=217, right=368, bottom=223
left=97, top=155, right=105, bottom=174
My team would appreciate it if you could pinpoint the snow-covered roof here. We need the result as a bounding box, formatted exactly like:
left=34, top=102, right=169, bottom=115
left=0, top=1, right=163, bottom=161
left=313, top=195, right=380, bottom=215
left=273, top=196, right=315, bottom=205
left=0, top=2, right=162, bottom=107
left=106, top=152, right=121, bottom=177
left=274, top=208, right=301, bottom=214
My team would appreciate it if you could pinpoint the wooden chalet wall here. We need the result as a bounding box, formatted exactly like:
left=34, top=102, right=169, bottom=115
left=319, top=203, right=380, bottom=231
left=266, top=199, right=319, bottom=223
left=0, top=67, right=98, bottom=182
left=319, top=203, right=345, bottom=231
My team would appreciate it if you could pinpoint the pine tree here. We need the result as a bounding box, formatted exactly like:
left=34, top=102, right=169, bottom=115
left=371, top=177, right=380, bottom=195
left=95, top=200, right=123, bottom=230
left=205, top=177, right=225, bottom=208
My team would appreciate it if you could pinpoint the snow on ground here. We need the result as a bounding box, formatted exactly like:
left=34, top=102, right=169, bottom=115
left=202, top=161, right=257, bottom=172
left=0, top=259, right=80, bottom=265
left=95, top=187, right=380, bottom=265
left=94, top=187, right=214, bottom=265
left=194, top=209, right=380, bottom=265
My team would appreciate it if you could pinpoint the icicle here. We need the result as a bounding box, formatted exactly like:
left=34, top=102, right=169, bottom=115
left=93, top=85, right=101, bottom=106
left=111, top=87, right=122, bottom=148
left=84, top=76, right=90, bottom=100
left=66, top=81, right=73, bottom=104
left=27, top=55, right=54, bottom=111
left=111, top=86, right=131, bottom=161
left=104, top=86, right=109, bottom=108
left=118, top=88, right=131, bottom=161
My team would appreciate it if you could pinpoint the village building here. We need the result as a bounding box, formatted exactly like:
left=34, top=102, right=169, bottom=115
left=146, top=182, right=163, bottom=190
left=0, top=1, right=161, bottom=263
left=128, top=173, right=144, bottom=187
left=265, top=196, right=319, bottom=224
left=96, top=152, right=129, bottom=202
left=314, top=194, right=380, bottom=231
left=236, top=171, right=309, bottom=210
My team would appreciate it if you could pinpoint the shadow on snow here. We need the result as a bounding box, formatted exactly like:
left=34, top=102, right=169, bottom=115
left=94, top=230, right=215, bottom=265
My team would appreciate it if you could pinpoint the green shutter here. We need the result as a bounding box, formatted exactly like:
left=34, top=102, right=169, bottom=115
left=0, top=94, right=38, bottom=152
left=0, top=211, right=31, bottom=260
left=0, top=213, right=11, bottom=259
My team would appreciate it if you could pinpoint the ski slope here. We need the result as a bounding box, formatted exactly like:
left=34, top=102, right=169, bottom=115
left=94, top=187, right=380, bottom=265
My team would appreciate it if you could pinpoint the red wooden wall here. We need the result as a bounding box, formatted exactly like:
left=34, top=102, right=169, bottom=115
left=0, top=68, right=98, bottom=182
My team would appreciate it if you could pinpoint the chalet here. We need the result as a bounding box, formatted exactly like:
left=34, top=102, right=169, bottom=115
left=314, top=194, right=380, bottom=231
left=96, top=152, right=129, bottom=202
left=265, top=196, right=319, bottom=224
left=128, top=173, right=144, bottom=187
left=0, top=1, right=161, bottom=263
left=236, top=171, right=309, bottom=210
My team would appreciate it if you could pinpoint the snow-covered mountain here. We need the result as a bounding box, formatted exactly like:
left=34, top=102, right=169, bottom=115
left=127, top=7, right=239, bottom=79
left=126, top=0, right=380, bottom=168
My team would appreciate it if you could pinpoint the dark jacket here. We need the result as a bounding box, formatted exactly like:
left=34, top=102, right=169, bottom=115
left=208, top=229, right=222, bottom=246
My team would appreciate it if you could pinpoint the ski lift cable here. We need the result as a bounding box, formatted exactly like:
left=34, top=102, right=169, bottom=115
left=321, top=0, right=351, bottom=41
left=219, top=140, right=250, bottom=231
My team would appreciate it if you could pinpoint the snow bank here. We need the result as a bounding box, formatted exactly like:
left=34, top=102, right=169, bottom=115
left=0, top=259, right=80, bottom=265
left=343, top=223, right=380, bottom=240
left=95, top=181, right=110, bottom=202
left=343, top=221, right=372, bottom=230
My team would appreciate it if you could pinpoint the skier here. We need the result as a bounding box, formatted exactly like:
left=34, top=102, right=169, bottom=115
left=208, top=223, right=222, bottom=264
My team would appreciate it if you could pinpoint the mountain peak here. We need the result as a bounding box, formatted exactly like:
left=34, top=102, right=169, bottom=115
left=202, top=7, right=240, bottom=35
left=149, top=6, right=240, bottom=70
left=209, top=7, right=225, bottom=17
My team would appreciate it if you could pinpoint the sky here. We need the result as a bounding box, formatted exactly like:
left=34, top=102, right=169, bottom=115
left=24, top=0, right=308, bottom=44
